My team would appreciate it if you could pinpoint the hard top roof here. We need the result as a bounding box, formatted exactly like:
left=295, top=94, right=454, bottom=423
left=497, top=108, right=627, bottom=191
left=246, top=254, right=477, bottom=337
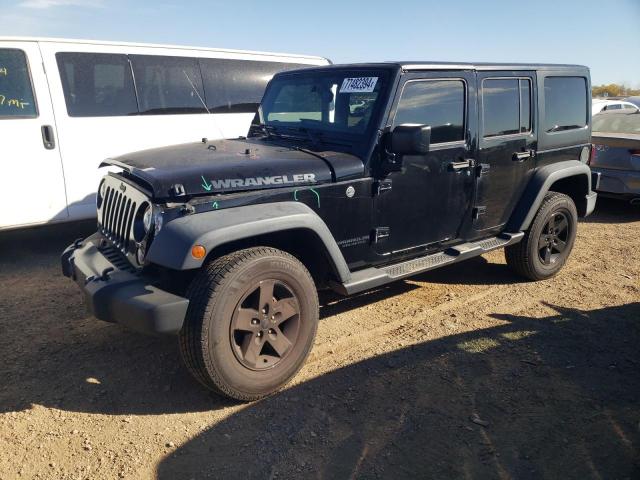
left=283, top=61, right=589, bottom=72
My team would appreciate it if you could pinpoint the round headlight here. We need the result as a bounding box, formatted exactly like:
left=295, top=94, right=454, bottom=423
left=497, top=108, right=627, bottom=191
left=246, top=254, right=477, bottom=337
left=97, top=181, right=107, bottom=208
left=99, top=181, right=107, bottom=199
left=142, top=205, right=153, bottom=232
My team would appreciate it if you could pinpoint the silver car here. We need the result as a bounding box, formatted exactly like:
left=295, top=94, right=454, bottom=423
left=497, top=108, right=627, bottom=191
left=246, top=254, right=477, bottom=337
left=590, top=110, right=640, bottom=204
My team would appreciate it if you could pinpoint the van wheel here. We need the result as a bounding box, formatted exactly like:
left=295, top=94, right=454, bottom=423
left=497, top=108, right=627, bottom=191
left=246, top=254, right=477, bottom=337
left=505, top=192, right=577, bottom=281
left=179, top=247, right=318, bottom=401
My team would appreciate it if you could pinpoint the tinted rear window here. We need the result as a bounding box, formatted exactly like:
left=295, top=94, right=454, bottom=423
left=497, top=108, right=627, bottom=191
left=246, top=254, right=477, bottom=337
left=544, top=76, right=588, bottom=132
left=200, top=59, right=308, bottom=113
left=130, top=55, right=206, bottom=115
left=0, top=48, right=37, bottom=118
left=57, top=53, right=138, bottom=117
left=393, top=79, right=465, bottom=144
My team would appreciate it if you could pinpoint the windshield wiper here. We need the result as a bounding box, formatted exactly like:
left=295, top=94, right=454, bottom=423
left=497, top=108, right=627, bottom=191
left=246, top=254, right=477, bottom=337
left=297, top=127, right=322, bottom=149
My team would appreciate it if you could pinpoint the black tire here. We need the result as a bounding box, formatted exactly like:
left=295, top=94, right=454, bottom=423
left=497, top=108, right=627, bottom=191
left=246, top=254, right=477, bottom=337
left=505, top=192, right=578, bottom=281
left=179, top=247, right=319, bottom=401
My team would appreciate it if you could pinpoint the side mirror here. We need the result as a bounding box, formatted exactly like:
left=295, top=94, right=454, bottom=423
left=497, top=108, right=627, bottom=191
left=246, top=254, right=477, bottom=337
left=391, top=124, right=431, bottom=155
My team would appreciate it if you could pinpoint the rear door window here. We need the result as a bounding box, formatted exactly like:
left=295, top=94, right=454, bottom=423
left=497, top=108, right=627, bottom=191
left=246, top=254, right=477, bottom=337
left=544, top=76, right=588, bottom=132
left=0, top=48, right=37, bottom=118
left=130, top=55, right=206, bottom=115
left=56, top=52, right=138, bottom=117
left=393, top=79, right=465, bottom=144
left=482, top=78, right=533, bottom=138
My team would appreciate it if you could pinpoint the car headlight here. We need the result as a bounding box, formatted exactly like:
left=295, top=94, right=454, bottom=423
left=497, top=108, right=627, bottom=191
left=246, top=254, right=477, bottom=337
left=97, top=180, right=107, bottom=208
left=142, top=204, right=164, bottom=235
left=143, top=205, right=153, bottom=232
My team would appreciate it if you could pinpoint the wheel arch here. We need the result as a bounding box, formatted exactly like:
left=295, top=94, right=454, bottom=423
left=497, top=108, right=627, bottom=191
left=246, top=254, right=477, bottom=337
left=146, top=202, right=351, bottom=285
left=507, top=160, right=593, bottom=232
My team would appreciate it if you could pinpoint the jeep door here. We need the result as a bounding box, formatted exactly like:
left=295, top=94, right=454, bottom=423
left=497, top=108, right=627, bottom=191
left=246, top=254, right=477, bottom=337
left=373, top=71, right=477, bottom=256
left=472, top=72, right=537, bottom=232
left=0, top=41, right=68, bottom=230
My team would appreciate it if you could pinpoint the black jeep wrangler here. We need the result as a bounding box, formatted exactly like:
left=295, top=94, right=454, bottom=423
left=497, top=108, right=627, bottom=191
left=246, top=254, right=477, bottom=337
left=62, top=62, right=599, bottom=401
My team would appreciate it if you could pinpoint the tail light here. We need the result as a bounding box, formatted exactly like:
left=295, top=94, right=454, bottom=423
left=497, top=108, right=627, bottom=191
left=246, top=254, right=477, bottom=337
left=631, top=150, right=640, bottom=157
left=589, top=145, right=597, bottom=165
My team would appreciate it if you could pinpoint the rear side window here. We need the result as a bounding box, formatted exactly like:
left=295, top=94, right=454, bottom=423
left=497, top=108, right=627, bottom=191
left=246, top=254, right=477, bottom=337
left=56, top=52, right=138, bottom=117
left=482, top=78, right=531, bottom=137
left=544, top=76, right=587, bottom=132
left=200, top=59, right=308, bottom=113
left=0, top=49, right=37, bottom=118
left=130, top=55, right=206, bottom=115
left=393, top=79, right=465, bottom=144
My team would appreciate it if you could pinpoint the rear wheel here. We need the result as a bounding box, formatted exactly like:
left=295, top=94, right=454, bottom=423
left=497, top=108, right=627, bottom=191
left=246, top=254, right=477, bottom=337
left=179, top=247, right=319, bottom=401
left=505, top=192, right=577, bottom=281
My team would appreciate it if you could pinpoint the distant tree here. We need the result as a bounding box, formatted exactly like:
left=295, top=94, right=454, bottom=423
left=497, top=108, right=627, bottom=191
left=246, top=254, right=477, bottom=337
left=592, top=83, right=640, bottom=98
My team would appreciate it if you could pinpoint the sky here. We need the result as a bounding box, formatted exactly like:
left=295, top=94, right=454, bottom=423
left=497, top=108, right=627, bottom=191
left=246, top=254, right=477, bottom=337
left=1, top=0, right=639, bottom=87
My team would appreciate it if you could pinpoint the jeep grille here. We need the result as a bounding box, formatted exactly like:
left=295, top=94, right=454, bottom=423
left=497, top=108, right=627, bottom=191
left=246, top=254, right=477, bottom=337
left=98, top=175, right=149, bottom=254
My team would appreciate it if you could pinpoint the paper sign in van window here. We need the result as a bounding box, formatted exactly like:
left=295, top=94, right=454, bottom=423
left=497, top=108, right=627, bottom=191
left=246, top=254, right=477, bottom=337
left=340, top=77, right=378, bottom=93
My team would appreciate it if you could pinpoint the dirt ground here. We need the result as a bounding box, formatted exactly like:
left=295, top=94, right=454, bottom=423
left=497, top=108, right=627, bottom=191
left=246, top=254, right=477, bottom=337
left=0, top=198, right=638, bottom=480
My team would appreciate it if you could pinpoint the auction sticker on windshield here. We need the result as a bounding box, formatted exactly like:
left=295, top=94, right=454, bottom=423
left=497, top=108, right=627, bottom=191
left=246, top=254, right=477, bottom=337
left=340, top=77, right=378, bottom=93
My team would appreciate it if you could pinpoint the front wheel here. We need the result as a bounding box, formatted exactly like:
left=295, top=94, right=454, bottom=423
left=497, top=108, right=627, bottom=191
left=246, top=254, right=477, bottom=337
left=179, top=247, right=319, bottom=401
left=505, top=192, right=578, bottom=281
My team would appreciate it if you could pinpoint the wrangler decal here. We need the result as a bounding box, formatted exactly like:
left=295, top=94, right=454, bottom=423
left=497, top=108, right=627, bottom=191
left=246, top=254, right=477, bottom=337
left=201, top=173, right=317, bottom=191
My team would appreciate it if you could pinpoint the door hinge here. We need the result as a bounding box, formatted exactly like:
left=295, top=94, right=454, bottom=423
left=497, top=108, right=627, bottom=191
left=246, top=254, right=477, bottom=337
left=476, top=163, right=490, bottom=177
left=373, top=179, right=392, bottom=195
left=472, top=206, right=487, bottom=219
left=372, top=227, right=390, bottom=243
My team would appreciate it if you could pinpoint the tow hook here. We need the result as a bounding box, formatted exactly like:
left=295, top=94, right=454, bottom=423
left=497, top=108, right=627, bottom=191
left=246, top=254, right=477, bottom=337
left=84, top=267, right=114, bottom=285
left=99, top=267, right=115, bottom=281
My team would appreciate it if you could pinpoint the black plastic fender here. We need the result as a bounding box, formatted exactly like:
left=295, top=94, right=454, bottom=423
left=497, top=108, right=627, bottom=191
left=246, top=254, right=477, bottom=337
left=146, top=202, right=352, bottom=282
left=507, top=160, right=594, bottom=232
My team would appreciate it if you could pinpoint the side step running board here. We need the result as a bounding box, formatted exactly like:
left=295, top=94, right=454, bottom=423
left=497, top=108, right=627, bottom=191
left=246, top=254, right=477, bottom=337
left=333, top=232, right=524, bottom=295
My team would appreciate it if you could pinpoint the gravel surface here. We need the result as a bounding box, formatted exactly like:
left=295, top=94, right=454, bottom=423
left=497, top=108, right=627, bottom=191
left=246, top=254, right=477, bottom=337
left=0, top=198, right=638, bottom=479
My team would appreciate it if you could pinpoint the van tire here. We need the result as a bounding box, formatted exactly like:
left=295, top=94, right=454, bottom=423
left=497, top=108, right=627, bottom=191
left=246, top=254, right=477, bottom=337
left=179, top=247, right=318, bottom=401
left=505, top=192, right=578, bottom=281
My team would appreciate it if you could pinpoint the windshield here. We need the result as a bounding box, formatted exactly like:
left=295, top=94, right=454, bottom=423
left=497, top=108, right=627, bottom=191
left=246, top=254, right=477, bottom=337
left=593, top=112, right=640, bottom=135
left=259, top=69, right=389, bottom=139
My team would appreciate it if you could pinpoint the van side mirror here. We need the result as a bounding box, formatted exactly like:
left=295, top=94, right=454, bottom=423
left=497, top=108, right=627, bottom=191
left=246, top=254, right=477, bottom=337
left=391, top=124, right=431, bottom=155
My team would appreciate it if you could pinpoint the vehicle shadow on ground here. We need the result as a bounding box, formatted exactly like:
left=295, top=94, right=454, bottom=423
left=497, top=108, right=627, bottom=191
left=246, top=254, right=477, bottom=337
left=582, top=197, right=640, bottom=224
left=157, top=302, right=640, bottom=480
left=0, top=220, right=521, bottom=417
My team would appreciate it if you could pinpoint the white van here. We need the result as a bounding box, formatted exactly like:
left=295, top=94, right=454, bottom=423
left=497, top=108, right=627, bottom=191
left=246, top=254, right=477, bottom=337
left=0, top=37, right=329, bottom=231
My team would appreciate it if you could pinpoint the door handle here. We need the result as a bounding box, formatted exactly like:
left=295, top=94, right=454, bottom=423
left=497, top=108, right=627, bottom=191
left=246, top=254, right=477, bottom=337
left=41, top=125, right=55, bottom=150
left=449, top=159, right=474, bottom=171
left=513, top=150, right=534, bottom=162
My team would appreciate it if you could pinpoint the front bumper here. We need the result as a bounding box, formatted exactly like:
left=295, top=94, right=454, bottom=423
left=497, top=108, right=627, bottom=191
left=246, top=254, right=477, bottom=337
left=61, top=233, right=188, bottom=335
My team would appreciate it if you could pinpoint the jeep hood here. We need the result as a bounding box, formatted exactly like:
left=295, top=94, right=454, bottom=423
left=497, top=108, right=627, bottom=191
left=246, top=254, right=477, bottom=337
left=101, top=138, right=365, bottom=199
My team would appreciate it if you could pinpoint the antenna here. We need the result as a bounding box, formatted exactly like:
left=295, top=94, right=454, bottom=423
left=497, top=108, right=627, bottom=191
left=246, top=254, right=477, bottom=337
left=183, top=70, right=227, bottom=144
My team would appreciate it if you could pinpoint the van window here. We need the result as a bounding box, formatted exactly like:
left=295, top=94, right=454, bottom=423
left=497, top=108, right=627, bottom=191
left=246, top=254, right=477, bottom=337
left=56, top=53, right=138, bottom=117
left=200, top=59, right=307, bottom=113
left=544, top=76, right=587, bottom=132
left=0, top=49, right=37, bottom=118
left=393, top=79, right=465, bottom=144
left=130, top=55, right=206, bottom=115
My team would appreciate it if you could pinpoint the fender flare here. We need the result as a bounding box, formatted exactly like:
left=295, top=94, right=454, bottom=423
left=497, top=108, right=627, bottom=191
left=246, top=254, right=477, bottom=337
left=146, top=202, right=352, bottom=282
left=507, top=160, right=593, bottom=232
